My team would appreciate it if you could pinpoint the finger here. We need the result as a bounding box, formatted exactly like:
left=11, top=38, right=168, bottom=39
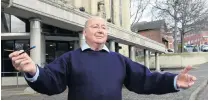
left=188, top=75, right=192, bottom=82
left=15, top=58, right=29, bottom=72
left=12, top=54, right=26, bottom=62
left=23, top=52, right=32, bottom=60
left=12, top=60, right=19, bottom=68
left=20, top=60, right=33, bottom=72
left=181, top=84, right=189, bottom=89
left=188, top=81, right=195, bottom=87
left=9, top=51, right=20, bottom=58
left=11, top=52, right=30, bottom=62
left=20, top=59, right=32, bottom=66
left=14, top=58, right=28, bottom=66
left=9, top=50, right=24, bottom=58
left=186, top=74, right=190, bottom=83
left=15, top=67, right=22, bottom=71
left=181, top=66, right=192, bottom=74
left=14, top=64, right=22, bottom=71
left=191, top=75, right=197, bottom=81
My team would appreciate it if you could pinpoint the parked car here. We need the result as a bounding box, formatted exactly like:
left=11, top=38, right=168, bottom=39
left=193, top=46, right=198, bottom=52
left=184, top=45, right=194, bottom=52
left=201, top=45, right=208, bottom=52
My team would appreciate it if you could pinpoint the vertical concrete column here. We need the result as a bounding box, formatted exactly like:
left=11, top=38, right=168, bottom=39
left=73, top=0, right=82, bottom=8
left=41, top=35, right=46, bottom=66
left=144, top=49, right=149, bottom=68
left=90, top=0, right=98, bottom=15
left=121, top=0, right=130, bottom=30
left=79, top=33, right=85, bottom=48
left=113, top=0, right=129, bottom=57
left=113, top=0, right=120, bottom=25
left=109, top=40, right=115, bottom=52
left=104, top=0, right=110, bottom=20
left=155, top=52, right=160, bottom=72
left=30, top=18, right=45, bottom=67
left=129, top=46, right=136, bottom=61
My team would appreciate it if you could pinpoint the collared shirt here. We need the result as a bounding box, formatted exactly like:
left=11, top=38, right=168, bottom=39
left=81, top=41, right=110, bottom=52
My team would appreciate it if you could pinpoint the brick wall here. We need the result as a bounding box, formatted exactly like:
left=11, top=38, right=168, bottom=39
left=138, top=29, right=163, bottom=43
left=184, top=31, right=208, bottom=46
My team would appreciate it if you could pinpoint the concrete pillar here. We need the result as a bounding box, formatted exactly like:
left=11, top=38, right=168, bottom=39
left=121, top=0, right=130, bottom=30
left=112, top=0, right=129, bottom=58
left=79, top=33, right=85, bottom=48
left=41, top=35, right=46, bottom=67
left=144, top=49, right=149, bottom=68
left=73, top=0, right=81, bottom=8
left=129, top=46, right=135, bottom=61
left=90, top=0, right=98, bottom=15
left=109, top=40, right=115, bottom=52
left=25, top=18, right=43, bottom=93
left=104, top=0, right=111, bottom=20
left=30, top=18, right=45, bottom=67
left=155, top=52, right=160, bottom=72
left=113, top=0, right=120, bottom=25
left=118, top=44, right=129, bottom=57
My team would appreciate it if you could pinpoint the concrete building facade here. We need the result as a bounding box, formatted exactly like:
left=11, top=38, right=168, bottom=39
left=1, top=0, right=165, bottom=86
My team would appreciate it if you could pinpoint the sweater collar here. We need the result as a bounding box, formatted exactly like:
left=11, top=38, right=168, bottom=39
left=81, top=41, right=110, bottom=52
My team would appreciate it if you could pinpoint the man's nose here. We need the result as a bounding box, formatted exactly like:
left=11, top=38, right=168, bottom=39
left=97, top=31, right=103, bottom=34
left=97, top=29, right=104, bottom=33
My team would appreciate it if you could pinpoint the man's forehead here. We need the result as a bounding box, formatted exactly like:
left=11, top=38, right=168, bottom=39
left=87, top=17, right=106, bottom=25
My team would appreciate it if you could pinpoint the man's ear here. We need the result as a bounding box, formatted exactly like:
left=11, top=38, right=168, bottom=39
left=83, top=29, right=86, bottom=36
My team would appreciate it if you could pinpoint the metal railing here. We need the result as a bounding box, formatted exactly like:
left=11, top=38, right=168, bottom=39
left=1, top=72, right=22, bottom=87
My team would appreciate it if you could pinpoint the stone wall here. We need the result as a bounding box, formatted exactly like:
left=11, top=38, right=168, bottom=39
left=136, top=52, right=208, bottom=69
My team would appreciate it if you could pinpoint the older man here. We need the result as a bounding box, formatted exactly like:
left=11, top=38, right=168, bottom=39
left=9, top=16, right=196, bottom=100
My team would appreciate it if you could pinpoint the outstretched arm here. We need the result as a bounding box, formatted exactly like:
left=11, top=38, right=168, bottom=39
left=9, top=50, right=71, bottom=95
left=25, top=52, right=71, bottom=95
left=123, top=56, right=179, bottom=94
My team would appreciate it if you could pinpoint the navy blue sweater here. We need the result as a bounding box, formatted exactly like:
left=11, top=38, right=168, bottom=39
left=26, top=48, right=178, bottom=100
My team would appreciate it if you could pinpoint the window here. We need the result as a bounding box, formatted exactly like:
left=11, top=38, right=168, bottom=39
left=15, top=40, right=30, bottom=51
left=46, top=41, right=56, bottom=63
left=46, top=41, right=74, bottom=64
left=56, top=42, right=69, bottom=58
left=1, top=40, right=29, bottom=77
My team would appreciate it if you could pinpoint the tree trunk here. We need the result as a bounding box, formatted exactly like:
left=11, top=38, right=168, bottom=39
left=174, top=22, right=178, bottom=53
left=173, top=2, right=178, bottom=53
left=181, top=30, right=185, bottom=53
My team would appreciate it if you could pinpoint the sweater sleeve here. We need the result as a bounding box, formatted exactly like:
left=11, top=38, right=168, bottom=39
left=25, top=52, right=71, bottom=95
left=123, top=56, right=179, bottom=94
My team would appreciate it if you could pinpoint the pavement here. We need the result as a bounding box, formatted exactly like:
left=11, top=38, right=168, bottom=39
left=1, top=63, right=208, bottom=100
left=197, top=81, right=208, bottom=100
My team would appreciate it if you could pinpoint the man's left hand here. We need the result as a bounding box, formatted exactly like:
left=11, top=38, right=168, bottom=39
left=176, top=66, right=197, bottom=89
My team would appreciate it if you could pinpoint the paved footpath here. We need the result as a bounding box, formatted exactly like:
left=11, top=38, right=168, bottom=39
left=197, top=84, right=208, bottom=100
left=2, top=63, right=208, bottom=100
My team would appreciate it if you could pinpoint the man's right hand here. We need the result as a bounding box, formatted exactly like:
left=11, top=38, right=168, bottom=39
left=9, top=50, right=37, bottom=76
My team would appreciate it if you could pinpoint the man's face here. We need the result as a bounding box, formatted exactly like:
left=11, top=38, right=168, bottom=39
left=83, top=18, right=108, bottom=44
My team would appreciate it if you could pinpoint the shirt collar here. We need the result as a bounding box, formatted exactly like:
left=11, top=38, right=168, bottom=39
left=81, top=41, right=110, bottom=52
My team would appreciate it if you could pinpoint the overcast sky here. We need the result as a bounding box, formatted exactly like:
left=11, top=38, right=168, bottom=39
left=130, top=0, right=157, bottom=23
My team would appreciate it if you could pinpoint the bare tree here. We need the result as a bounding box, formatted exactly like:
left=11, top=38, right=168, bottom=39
left=130, top=0, right=150, bottom=27
left=152, top=0, right=208, bottom=53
